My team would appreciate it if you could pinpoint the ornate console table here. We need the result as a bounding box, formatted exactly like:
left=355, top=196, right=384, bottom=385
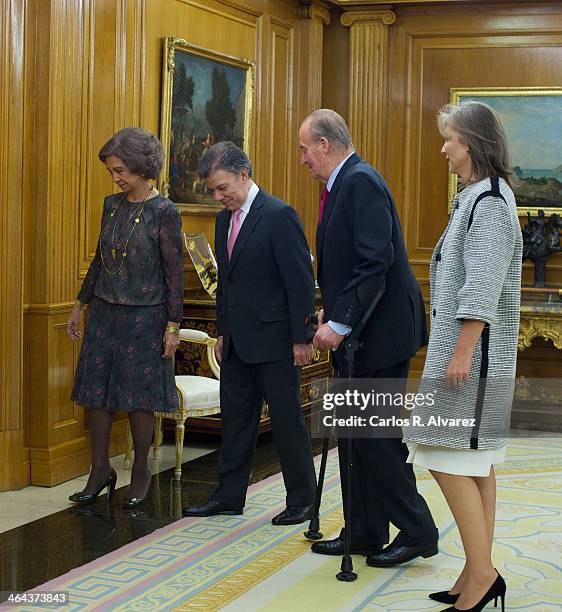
left=518, top=288, right=562, bottom=352
left=514, top=288, right=562, bottom=432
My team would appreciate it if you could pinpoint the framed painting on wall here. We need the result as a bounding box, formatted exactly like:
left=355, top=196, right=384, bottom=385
left=160, top=37, right=255, bottom=215
left=448, top=87, right=562, bottom=215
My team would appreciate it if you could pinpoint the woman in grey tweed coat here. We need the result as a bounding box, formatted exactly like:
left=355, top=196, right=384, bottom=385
left=404, top=102, right=522, bottom=611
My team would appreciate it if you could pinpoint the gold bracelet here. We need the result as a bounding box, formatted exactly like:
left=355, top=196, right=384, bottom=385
left=166, top=325, right=180, bottom=335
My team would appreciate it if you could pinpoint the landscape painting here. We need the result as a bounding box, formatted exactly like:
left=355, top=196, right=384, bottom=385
left=160, top=38, right=254, bottom=214
left=449, top=88, right=562, bottom=215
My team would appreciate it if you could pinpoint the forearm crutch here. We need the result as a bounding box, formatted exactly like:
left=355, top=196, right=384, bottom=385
left=304, top=433, right=331, bottom=540
left=337, top=281, right=385, bottom=582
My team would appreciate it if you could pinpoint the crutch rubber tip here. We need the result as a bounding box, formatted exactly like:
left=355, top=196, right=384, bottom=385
left=337, top=554, right=358, bottom=581
left=336, top=571, right=358, bottom=582
left=303, top=529, right=323, bottom=540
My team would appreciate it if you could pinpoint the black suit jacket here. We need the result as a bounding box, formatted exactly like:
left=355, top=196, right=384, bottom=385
left=316, top=153, right=428, bottom=374
left=215, top=187, right=315, bottom=364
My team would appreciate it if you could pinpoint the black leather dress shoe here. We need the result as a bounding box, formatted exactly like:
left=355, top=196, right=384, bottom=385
left=311, top=534, right=383, bottom=556
left=365, top=538, right=438, bottom=567
left=271, top=505, right=314, bottom=525
left=182, top=499, right=243, bottom=517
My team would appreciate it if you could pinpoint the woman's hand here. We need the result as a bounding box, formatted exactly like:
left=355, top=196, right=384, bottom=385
left=445, top=319, right=486, bottom=389
left=67, top=303, right=83, bottom=341
left=445, top=346, right=473, bottom=389
left=162, top=322, right=180, bottom=359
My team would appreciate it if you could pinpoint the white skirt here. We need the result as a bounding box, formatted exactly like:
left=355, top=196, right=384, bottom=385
left=407, top=443, right=506, bottom=477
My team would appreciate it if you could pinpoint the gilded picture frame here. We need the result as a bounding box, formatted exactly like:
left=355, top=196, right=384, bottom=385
left=160, top=37, right=255, bottom=215
left=448, top=87, right=562, bottom=216
left=183, top=233, right=218, bottom=299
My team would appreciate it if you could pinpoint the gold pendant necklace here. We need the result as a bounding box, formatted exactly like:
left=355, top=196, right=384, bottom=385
left=100, top=185, right=154, bottom=275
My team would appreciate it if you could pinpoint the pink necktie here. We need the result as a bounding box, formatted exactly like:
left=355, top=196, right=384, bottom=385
left=227, top=209, right=242, bottom=259
left=318, top=187, right=329, bottom=224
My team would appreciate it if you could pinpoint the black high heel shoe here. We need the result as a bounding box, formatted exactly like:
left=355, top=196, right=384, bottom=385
left=69, top=468, right=117, bottom=504
left=441, top=572, right=506, bottom=612
left=429, top=590, right=460, bottom=604
left=122, top=470, right=152, bottom=509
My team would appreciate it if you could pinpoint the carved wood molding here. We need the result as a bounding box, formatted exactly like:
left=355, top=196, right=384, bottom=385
left=176, top=0, right=263, bottom=20
left=0, top=0, right=26, bottom=490
left=295, top=2, right=327, bottom=234
left=342, top=9, right=396, bottom=170
left=298, top=3, right=331, bottom=26
left=329, top=0, right=474, bottom=5
left=340, top=10, right=396, bottom=27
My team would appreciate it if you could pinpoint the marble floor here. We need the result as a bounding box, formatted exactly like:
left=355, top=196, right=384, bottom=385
left=0, top=436, right=219, bottom=535
left=2, top=431, right=558, bottom=609
left=0, top=433, right=330, bottom=598
left=0, top=433, right=219, bottom=595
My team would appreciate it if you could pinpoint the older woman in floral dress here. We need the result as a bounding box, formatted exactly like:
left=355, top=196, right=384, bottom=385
left=67, top=127, right=183, bottom=508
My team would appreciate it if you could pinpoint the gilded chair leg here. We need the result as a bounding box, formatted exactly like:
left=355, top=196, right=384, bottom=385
left=175, top=418, right=185, bottom=481
left=153, top=413, right=163, bottom=460
left=124, top=422, right=133, bottom=469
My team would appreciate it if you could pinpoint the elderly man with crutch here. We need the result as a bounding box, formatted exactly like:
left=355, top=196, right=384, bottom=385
left=298, top=109, right=438, bottom=579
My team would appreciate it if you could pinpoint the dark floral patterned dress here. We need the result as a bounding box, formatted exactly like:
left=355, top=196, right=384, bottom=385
left=71, top=193, right=184, bottom=412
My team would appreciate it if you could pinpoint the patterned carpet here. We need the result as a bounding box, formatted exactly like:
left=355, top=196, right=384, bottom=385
left=10, top=437, right=562, bottom=611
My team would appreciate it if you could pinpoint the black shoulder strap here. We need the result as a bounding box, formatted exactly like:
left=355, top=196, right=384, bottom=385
left=467, top=176, right=506, bottom=231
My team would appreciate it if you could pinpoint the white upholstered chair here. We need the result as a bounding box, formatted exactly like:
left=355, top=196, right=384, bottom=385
left=124, top=328, right=221, bottom=480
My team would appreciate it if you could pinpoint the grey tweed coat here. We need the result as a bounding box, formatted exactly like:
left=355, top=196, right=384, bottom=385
left=404, top=177, right=522, bottom=450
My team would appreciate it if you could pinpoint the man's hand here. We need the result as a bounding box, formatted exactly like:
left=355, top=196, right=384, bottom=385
left=317, top=308, right=325, bottom=326
left=214, top=336, right=224, bottom=363
left=293, top=342, right=314, bottom=366
left=162, top=331, right=180, bottom=359
left=313, top=323, right=344, bottom=352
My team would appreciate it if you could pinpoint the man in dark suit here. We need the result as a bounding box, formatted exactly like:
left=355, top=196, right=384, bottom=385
left=299, top=109, right=439, bottom=565
left=182, top=142, right=317, bottom=525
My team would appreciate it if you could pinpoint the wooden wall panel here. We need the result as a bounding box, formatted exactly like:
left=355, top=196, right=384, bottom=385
left=386, top=4, right=562, bottom=289
left=28, top=310, right=90, bottom=485
left=292, top=3, right=330, bottom=250
left=144, top=0, right=261, bottom=288
left=32, top=0, right=84, bottom=304
left=140, top=0, right=325, bottom=283
left=24, top=0, right=91, bottom=486
left=383, top=2, right=562, bottom=378
left=80, top=0, right=144, bottom=274
left=7, top=0, right=561, bottom=489
left=263, top=18, right=294, bottom=199
left=321, top=9, right=348, bottom=123
left=326, top=1, right=562, bottom=378
left=81, top=0, right=122, bottom=267
left=343, top=10, right=395, bottom=175
left=21, top=0, right=38, bottom=488
left=50, top=319, right=80, bottom=429
left=5, top=0, right=327, bottom=489
left=0, top=0, right=26, bottom=491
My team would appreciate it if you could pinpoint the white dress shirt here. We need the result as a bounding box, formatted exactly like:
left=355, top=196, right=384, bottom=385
left=325, top=152, right=354, bottom=338
left=228, top=181, right=260, bottom=238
